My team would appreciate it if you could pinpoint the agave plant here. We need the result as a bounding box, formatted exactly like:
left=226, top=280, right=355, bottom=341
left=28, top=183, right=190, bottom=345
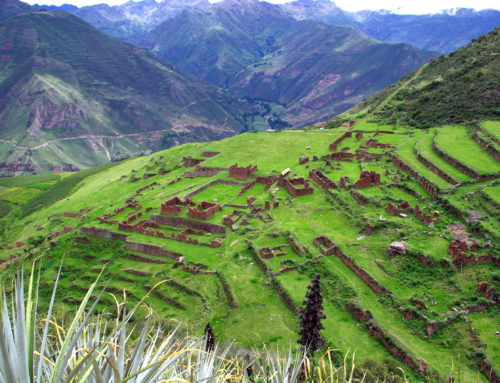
left=0, top=263, right=413, bottom=383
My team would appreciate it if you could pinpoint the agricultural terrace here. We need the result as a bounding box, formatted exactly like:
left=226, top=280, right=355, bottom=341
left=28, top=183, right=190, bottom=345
left=0, top=121, right=499, bottom=383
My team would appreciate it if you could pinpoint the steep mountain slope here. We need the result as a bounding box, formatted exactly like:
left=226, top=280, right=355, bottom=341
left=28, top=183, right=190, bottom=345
left=34, top=0, right=210, bottom=44
left=0, top=10, right=264, bottom=176
left=142, top=0, right=434, bottom=126
left=351, top=8, right=500, bottom=54
left=341, top=27, right=500, bottom=128
left=282, top=1, right=500, bottom=54
left=142, top=0, right=296, bottom=87
left=0, top=0, right=33, bottom=20
left=230, top=22, right=434, bottom=126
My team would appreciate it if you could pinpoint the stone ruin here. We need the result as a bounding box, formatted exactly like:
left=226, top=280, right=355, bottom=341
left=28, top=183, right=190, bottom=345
left=310, top=169, right=337, bottom=190
left=329, top=132, right=352, bottom=151
left=299, top=156, right=309, bottom=164
left=185, top=166, right=228, bottom=177
left=182, top=157, right=205, bottom=167
left=160, top=197, right=194, bottom=215
left=354, top=171, right=381, bottom=188
left=386, top=201, right=412, bottom=216
left=278, top=176, right=314, bottom=196
left=201, top=151, right=220, bottom=157
left=324, top=152, right=355, bottom=161
left=313, top=236, right=337, bottom=255
left=229, top=164, right=257, bottom=179
left=364, top=139, right=393, bottom=149
left=188, top=201, right=221, bottom=220
left=259, top=245, right=287, bottom=259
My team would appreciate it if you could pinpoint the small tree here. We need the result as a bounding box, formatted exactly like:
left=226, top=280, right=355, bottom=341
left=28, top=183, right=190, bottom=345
left=204, top=323, right=216, bottom=352
left=297, top=274, right=326, bottom=354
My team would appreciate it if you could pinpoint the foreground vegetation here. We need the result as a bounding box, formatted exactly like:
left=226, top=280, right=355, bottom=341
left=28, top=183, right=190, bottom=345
left=1, top=267, right=418, bottom=383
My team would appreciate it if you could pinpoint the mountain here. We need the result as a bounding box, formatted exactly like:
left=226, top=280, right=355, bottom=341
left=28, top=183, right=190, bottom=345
left=282, top=1, right=500, bottom=54
left=341, top=27, right=500, bottom=128
left=33, top=0, right=211, bottom=44
left=142, top=0, right=435, bottom=126
left=0, top=10, right=265, bottom=176
left=0, top=0, right=33, bottom=20
left=350, top=8, right=500, bottom=54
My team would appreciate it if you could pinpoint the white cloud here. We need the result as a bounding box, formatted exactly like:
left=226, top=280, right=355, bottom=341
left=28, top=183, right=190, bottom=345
left=24, top=0, right=500, bottom=14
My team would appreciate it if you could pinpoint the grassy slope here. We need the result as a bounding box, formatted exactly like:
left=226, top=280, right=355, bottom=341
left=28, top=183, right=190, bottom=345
left=0, top=124, right=498, bottom=382
left=341, top=27, right=500, bottom=128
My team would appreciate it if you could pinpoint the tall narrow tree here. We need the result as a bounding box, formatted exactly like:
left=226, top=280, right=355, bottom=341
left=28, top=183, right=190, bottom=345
left=204, top=323, right=216, bottom=352
left=297, top=274, right=326, bottom=354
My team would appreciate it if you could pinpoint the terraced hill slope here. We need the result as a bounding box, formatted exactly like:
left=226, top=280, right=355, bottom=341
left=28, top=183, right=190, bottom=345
left=343, top=27, right=500, bottom=128
left=1, top=119, right=498, bottom=382
left=0, top=10, right=265, bottom=177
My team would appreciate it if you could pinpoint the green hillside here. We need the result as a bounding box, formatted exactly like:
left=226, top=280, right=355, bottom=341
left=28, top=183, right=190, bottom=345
left=343, top=27, right=500, bottom=128
left=1, top=119, right=498, bottom=382
left=0, top=9, right=267, bottom=177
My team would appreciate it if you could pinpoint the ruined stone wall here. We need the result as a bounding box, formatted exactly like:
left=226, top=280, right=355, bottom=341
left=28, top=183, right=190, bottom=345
left=472, top=131, right=500, bottom=161
left=329, top=132, right=352, bottom=151
left=310, top=169, right=337, bottom=189
left=150, top=215, right=226, bottom=234
left=354, top=171, right=380, bottom=188
left=80, top=227, right=127, bottom=241
left=124, top=241, right=181, bottom=259
left=229, top=164, right=257, bottom=179
left=184, top=179, right=249, bottom=200
left=392, top=155, right=439, bottom=199
left=414, top=148, right=458, bottom=185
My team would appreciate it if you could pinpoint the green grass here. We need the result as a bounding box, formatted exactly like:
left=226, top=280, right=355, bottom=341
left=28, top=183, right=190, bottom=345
left=0, top=173, right=60, bottom=187
left=415, top=130, right=472, bottom=182
left=482, top=185, right=500, bottom=205
left=435, top=125, right=500, bottom=176
left=396, top=133, right=452, bottom=189
left=481, top=120, right=500, bottom=140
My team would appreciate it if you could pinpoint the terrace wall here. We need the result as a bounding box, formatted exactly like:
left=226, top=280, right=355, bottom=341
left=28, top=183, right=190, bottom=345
left=150, top=215, right=226, bottom=234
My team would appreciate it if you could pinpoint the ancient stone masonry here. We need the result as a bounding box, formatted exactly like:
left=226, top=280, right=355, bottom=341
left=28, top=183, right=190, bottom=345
left=310, top=169, right=337, bottom=190
left=278, top=177, right=314, bottom=196
left=125, top=241, right=181, bottom=259
left=476, top=281, right=498, bottom=300
left=160, top=197, right=194, bottom=215
left=98, top=201, right=142, bottom=224
left=80, top=227, right=127, bottom=241
left=135, top=182, right=158, bottom=195
left=329, top=132, right=352, bottom=151
left=354, top=171, right=381, bottom=188
left=182, top=157, right=205, bottom=167
left=229, top=164, right=257, bottom=179
left=392, top=155, right=439, bottom=199
left=150, top=215, right=226, bottom=234
left=448, top=239, right=499, bottom=267
left=323, top=152, right=354, bottom=161
left=368, top=321, right=428, bottom=376
left=472, top=130, right=500, bottom=160
left=258, top=245, right=287, bottom=259
left=414, top=149, right=458, bottom=185
left=201, top=151, right=220, bottom=157
left=185, top=166, right=229, bottom=177
left=350, top=191, right=368, bottom=206
left=364, top=139, right=393, bottom=149
left=299, top=156, right=309, bottom=164
left=187, top=201, right=221, bottom=220
left=313, top=236, right=337, bottom=256
left=479, top=361, right=500, bottom=383
left=347, top=302, right=428, bottom=377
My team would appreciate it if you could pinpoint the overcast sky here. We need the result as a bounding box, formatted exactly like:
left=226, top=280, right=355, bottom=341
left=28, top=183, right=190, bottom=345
left=24, top=0, right=500, bottom=14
